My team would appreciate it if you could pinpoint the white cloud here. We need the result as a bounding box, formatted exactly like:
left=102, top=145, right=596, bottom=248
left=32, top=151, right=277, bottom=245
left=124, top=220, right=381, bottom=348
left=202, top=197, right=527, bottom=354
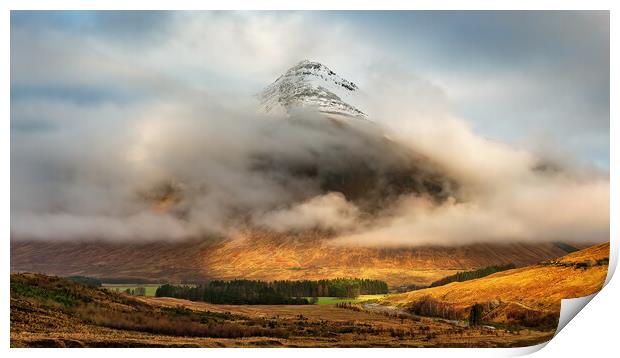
left=10, top=11, right=609, bottom=246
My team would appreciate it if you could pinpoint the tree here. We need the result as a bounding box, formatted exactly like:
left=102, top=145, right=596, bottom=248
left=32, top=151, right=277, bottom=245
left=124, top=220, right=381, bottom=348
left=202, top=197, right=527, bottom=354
left=155, top=278, right=387, bottom=304
left=134, top=286, right=146, bottom=296
left=469, top=303, right=484, bottom=326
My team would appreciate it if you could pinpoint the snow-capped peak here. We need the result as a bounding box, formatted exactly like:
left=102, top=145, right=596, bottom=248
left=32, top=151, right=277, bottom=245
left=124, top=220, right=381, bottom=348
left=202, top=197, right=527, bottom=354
left=259, top=60, right=368, bottom=120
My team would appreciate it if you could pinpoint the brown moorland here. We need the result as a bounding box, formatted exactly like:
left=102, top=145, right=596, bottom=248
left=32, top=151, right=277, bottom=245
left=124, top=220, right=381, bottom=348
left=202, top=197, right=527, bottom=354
left=11, top=272, right=554, bottom=348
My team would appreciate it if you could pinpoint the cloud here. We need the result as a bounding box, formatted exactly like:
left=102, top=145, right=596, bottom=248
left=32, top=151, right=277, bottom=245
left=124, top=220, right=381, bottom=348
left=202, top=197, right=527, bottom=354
left=11, top=212, right=189, bottom=241
left=10, top=78, right=609, bottom=245
left=331, top=178, right=609, bottom=247
left=327, top=68, right=609, bottom=246
left=10, top=11, right=609, bottom=246
left=252, top=192, right=360, bottom=232
left=335, top=11, right=610, bottom=167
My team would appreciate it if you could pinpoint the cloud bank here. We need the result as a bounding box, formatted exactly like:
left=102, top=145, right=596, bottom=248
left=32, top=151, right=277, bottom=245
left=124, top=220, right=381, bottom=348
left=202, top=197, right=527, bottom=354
left=10, top=11, right=609, bottom=246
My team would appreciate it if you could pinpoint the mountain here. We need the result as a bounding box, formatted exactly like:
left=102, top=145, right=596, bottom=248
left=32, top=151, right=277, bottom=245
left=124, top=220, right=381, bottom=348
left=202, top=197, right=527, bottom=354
left=259, top=60, right=368, bottom=120
left=136, top=60, right=455, bottom=214
left=254, top=60, right=456, bottom=209
left=10, top=232, right=589, bottom=288
left=10, top=60, right=597, bottom=289
left=200, top=232, right=592, bottom=287
left=380, top=242, right=609, bottom=327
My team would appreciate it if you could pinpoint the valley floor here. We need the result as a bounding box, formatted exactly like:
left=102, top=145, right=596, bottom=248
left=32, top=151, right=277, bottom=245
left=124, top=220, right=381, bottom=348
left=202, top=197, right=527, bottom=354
left=11, top=295, right=554, bottom=348
left=10, top=242, right=609, bottom=348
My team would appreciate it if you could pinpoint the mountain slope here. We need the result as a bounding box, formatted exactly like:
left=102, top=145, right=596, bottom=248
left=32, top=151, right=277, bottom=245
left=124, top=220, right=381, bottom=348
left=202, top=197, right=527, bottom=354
left=10, top=273, right=295, bottom=347
left=380, top=242, right=609, bottom=326
left=10, top=231, right=588, bottom=287
left=202, top=231, right=587, bottom=287
left=254, top=60, right=459, bottom=209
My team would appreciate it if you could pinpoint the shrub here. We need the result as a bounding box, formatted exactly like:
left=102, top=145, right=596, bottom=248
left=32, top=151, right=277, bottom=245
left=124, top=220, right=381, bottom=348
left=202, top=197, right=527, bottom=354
left=469, top=303, right=484, bottom=326
left=74, top=305, right=289, bottom=339
left=408, top=296, right=463, bottom=320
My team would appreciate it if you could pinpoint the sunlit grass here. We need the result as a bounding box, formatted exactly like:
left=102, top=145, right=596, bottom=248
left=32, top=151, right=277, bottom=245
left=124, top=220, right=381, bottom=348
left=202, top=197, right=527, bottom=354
left=102, top=284, right=160, bottom=297
left=307, top=294, right=387, bottom=305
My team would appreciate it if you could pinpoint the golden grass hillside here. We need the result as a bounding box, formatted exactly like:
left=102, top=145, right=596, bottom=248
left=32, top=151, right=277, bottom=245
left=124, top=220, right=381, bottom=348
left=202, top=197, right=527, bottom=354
left=202, top=231, right=581, bottom=287
left=11, top=231, right=579, bottom=287
left=381, top=242, right=609, bottom=327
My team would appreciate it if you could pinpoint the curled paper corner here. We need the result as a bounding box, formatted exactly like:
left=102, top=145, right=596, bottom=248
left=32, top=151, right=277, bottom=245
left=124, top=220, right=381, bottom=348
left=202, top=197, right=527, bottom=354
left=505, top=293, right=601, bottom=356
left=604, top=237, right=618, bottom=286
left=554, top=293, right=597, bottom=336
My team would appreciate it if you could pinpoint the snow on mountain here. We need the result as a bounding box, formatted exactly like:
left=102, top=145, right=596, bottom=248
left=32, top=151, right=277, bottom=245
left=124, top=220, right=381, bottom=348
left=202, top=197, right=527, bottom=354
left=259, top=60, right=368, bottom=120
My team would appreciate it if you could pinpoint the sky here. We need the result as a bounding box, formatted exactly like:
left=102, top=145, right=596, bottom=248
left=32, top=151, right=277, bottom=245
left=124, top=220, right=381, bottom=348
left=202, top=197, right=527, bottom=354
left=10, top=11, right=610, bottom=245
left=11, top=11, right=610, bottom=167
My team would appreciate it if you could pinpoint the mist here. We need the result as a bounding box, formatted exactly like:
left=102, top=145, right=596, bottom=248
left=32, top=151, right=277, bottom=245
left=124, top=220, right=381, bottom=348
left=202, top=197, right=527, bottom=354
left=10, top=11, right=609, bottom=247
left=10, top=78, right=609, bottom=246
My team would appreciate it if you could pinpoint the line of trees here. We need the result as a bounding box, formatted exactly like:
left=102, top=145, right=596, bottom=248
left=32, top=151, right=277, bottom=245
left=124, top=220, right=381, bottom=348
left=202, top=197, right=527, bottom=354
left=429, top=264, right=516, bottom=288
left=120, top=287, right=146, bottom=296
left=155, top=278, right=388, bottom=304
left=156, top=280, right=310, bottom=305
left=67, top=276, right=102, bottom=287
left=272, top=278, right=388, bottom=298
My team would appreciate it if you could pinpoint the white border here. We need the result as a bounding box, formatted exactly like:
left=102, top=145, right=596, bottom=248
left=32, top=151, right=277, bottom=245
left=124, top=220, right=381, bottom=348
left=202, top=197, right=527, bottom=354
left=2, top=1, right=616, bottom=357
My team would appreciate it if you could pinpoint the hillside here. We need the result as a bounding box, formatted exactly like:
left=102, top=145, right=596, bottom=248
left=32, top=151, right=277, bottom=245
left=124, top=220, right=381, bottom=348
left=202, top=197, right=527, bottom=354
left=10, top=272, right=300, bottom=347
left=10, top=231, right=584, bottom=287
left=380, top=242, right=609, bottom=327
left=202, top=232, right=584, bottom=287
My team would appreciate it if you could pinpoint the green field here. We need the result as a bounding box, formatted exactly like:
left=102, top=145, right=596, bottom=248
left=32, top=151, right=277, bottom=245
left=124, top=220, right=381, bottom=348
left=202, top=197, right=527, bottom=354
left=102, top=284, right=160, bottom=297
left=308, top=295, right=387, bottom=305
